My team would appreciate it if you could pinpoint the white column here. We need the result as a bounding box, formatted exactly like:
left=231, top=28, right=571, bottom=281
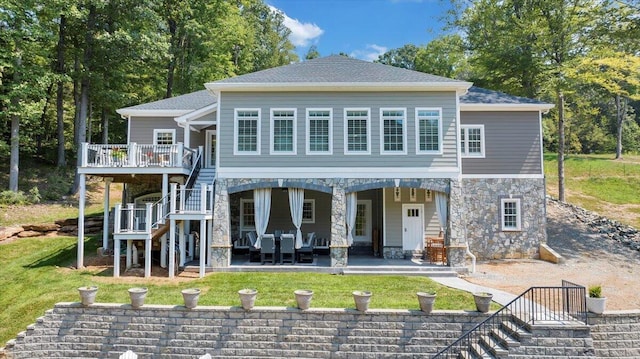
left=145, top=202, right=153, bottom=278
left=126, top=239, right=132, bottom=269
left=160, top=177, right=170, bottom=268
left=113, top=237, right=120, bottom=277
left=77, top=174, right=86, bottom=269
left=169, top=218, right=176, bottom=278
left=199, top=219, right=206, bottom=278
left=179, top=221, right=186, bottom=266
left=102, top=178, right=112, bottom=250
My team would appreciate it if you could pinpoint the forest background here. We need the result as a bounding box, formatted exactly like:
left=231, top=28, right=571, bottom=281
left=0, top=0, right=639, bottom=203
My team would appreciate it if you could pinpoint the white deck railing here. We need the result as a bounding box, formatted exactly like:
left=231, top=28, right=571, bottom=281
left=81, top=142, right=195, bottom=169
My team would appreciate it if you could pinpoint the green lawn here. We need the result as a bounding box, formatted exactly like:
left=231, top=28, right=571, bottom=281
left=544, top=153, right=640, bottom=227
left=0, top=235, right=481, bottom=345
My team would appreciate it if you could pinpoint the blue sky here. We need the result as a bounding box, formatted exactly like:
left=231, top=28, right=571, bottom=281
left=267, top=0, right=453, bottom=61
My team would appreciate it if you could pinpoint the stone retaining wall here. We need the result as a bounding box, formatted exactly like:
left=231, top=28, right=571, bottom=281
left=589, top=310, right=640, bottom=358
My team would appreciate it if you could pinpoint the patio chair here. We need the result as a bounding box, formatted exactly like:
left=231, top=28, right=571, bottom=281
left=247, top=232, right=260, bottom=262
left=427, top=237, right=446, bottom=264
left=260, top=234, right=276, bottom=265
left=296, top=232, right=316, bottom=263
left=279, top=234, right=295, bottom=264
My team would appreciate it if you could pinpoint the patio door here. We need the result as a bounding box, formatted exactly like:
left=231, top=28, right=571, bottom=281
left=402, top=204, right=424, bottom=251
left=354, top=200, right=371, bottom=243
left=205, top=130, right=216, bottom=168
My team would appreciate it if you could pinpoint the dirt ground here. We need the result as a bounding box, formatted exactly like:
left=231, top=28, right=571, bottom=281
left=464, top=199, right=640, bottom=310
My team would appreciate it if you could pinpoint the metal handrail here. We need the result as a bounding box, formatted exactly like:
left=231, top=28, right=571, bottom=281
left=432, top=281, right=586, bottom=358
left=185, top=150, right=202, bottom=190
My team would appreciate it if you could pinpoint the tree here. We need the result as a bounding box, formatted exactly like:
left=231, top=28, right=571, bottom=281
left=305, top=45, right=320, bottom=60
left=375, top=44, right=419, bottom=70
left=414, top=34, right=469, bottom=79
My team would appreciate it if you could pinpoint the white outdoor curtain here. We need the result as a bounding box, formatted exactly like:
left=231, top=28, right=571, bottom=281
left=435, top=191, right=448, bottom=235
left=345, top=192, right=358, bottom=246
left=288, top=188, right=305, bottom=249
left=253, top=188, right=272, bottom=249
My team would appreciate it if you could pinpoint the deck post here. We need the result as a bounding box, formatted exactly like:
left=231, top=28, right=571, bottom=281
left=113, top=236, right=120, bottom=277
left=199, top=219, right=206, bottom=278
left=102, top=177, right=112, bottom=250
left=169, top=217, right=176, bottom=278
left=145, top=202, right=153, bottom=278
left=77, top=174, right=86, bottom=269
left=179, top=221, right=185, bottom=266
left=160, top=174, right=169, bottom=268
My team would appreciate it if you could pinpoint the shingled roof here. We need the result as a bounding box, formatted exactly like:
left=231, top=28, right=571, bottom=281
left=116, top=90, right=216, bottom=116
left=206, top=55, right=472, bottom=92
left=461, top=86, right=548, bottom=105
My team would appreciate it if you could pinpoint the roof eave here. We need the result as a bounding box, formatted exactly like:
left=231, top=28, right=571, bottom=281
left=115, top=109, right=193, bottom=118
left=175, top=103, right=218, bottom=123
left=460, top=103, right=555, bottom=112
left=205, top=82, right=473, bottom=92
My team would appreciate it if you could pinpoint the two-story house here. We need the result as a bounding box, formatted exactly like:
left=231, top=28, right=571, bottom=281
left=76, top=55, right=553, bottom=278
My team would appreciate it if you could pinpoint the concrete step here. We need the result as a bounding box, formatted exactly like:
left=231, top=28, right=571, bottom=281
left=479, top=334, right=508, bottom=358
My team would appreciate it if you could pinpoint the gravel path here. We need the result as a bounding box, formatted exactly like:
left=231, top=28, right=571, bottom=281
left=463, top=199, right=640, bottom=310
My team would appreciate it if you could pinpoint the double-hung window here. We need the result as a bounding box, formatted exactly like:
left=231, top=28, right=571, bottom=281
left=306, top=109, right=332, bottom=154
left=344, top=108, right=371, bottom=154
left=380, top=108, right=407, bottom=154
left=415, top=108, right=442, bottom=154
left=302, top=199, right=315, bottom=223
left=235, top=109, right=260, bottom=155
left=153, top=129, right=175, bottom=145
left=501, top=198, right=522, bottom=231
left=271, top=109, right=296, bottom=154
left=460, top=125, right=485, bottom=157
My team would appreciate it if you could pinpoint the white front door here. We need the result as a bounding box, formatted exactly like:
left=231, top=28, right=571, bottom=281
left=402, top=204, right=424, bottom=251
left=354, top=200, right=371, bottom=243
left=205, top=130, right=216, bottom=168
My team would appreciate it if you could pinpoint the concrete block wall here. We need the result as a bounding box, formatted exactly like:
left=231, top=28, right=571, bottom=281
left=589, top=310, right=640, bottom=358
left=510, top=324, right=595, bottom=358
left=1, top=302, right=489, bottom=359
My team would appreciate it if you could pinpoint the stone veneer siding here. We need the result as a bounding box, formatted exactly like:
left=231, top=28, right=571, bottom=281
left=461, top=178, right=546, bottom=260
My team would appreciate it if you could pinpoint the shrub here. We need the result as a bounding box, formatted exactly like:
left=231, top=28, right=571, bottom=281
left=588, top=285, right=602, bottom=298
left=0, top=187, right=41, bottom=206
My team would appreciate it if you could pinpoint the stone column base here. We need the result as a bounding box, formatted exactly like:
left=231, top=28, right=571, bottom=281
left=210, top=245, right=231, bottom=268
left=330, top=246, right=348, bottom=267
left=447, top=246, right=467, bottom=268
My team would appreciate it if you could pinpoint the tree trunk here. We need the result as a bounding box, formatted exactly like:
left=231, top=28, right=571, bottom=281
left=165, top=18, right=177, bottom=99
left=56, top=15, right=66, bottom=167
left=70, top=5, right=96, bottom=194
left=557, top=92, right=565, bottom=202
left=9, top=54, right=22, bottom=192
left=101, top=107, right=108, bottom=144
left=615, top=94, right=625, bottom=160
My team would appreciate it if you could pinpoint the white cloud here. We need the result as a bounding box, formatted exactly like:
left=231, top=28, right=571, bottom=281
left=269, top=5, right=324, bottom=47
left=350, top=44, right=388, bottom=62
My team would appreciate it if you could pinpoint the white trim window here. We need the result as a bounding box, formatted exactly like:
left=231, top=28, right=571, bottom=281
left=461, top=125, right=485, bottom=158
left=302, top=199, right=315, bottom=223
left=344, top=108, right=371, bottom=155
left=270, top=108, right=296, bottom=154
left=501, top=198, right=522, bottom=231
left=153, top=129, right=176, bottom=145
left=306, top=109, right=332, bottom=155
left=380, top=108, right=407, bottom=155
left=415, top=108, right=442, bottom=154
left=234, top=109, right=261, bottom=155
left=240, top=199, right=256, bottom=231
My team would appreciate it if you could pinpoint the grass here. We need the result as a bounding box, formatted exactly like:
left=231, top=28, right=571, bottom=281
left=544, top=153, right=640, bottom=228
left=0, top=235, right=486, bottom=345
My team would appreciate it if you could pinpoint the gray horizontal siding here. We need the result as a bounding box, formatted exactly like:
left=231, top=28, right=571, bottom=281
left=219, top=91, right=458, bottom=168
left=461, top=111, right=542, bottom=175
left=129, top=117, right=184, bottom=144
left=384, top=188, right=440, bottom=247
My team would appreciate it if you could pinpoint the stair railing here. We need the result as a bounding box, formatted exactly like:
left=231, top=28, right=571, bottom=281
left=432, top=281, right=586, bottom=358
left=185, top=150, right=202, bottom=190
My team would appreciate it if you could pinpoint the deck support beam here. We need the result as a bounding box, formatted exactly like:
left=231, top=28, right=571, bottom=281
left=102, top=177, right=112, bottom=250
left=77, top=174, right=86, bottom=269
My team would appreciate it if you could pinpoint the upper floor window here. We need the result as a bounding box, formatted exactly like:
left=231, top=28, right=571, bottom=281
left=501, top=197, right=521, bottom=231
left=415, top=108, right=442, bottom=154
left=380, top=108, right=407, bottom=154
left=461, top=125, right=485, bottom=158
left=235, top=109, right=260, bottom=155
left=153, top=129, right=175, bottom=145
left=344, top=108, right=371, bottom=155
left=306, top=109, right=332, bottom=155
left=270, top=109, right=296, bottom=154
